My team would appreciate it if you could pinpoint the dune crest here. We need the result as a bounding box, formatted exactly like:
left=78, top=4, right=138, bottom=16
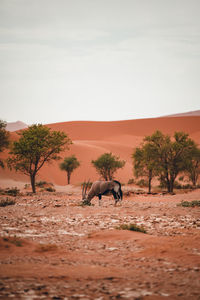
left=6, top=121, right=28, bottom=132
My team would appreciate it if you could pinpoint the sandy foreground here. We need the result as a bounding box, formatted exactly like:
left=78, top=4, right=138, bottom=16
left=0, top=185, right=200, bottom=300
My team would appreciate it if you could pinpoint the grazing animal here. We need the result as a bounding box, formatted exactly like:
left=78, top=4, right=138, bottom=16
left=82, top=180, right=123, bottom=206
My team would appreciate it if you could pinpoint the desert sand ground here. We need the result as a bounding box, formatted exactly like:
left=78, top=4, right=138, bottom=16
left=0, top=184, right=200, bottom=300
left=0, top=115, right=200, bottom=299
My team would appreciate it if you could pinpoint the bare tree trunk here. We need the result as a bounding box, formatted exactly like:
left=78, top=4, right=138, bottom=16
left=148, top=169, right=152, bottom=193
left=165, top=176, right=171, bottom=193
left=169, top=176, right=175, bottom=193
left=67, top=172, right=71, bottom=184
left=191, top=169, right=197, bottom=187
left=30, top=174, right=36, bottom=193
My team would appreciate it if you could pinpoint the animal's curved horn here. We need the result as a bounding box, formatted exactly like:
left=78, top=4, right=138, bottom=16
left=82, top=180, right=90, bottom=198
left=82, top=182, right=86, bottom=198
left=85, top=180, right=90, bottom=194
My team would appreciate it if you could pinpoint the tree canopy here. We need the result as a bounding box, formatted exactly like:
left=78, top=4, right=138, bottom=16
left=133, top=130, right=197, bottom=193
left=185, top=146, right=200, bottom=187
left=60, top=155, right=80, bottom=184
left=133, top=142, right=160, bottom=193
left=92, top=152, right=125, bottom=181
left=7, top=124, right=72, bottom=192
left=0, top=120, right=10, bottom=168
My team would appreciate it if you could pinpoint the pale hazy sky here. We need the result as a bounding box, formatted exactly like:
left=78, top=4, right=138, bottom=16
left=0, top=0, right=200, bottom=124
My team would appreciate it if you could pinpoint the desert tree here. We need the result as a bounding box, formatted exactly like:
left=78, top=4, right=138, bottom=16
left=7, top=124, right=72, bottom=193
left=60, top=155, right=80, bottom=184
left=0, top=120, right=10, bottom=168
left=144, top=131, right=196, bottom=193
left=92, top=152, right=125, bottom=181
left=132, top=142, right=159, bottom=193
left=185, top=146, right=200, bottom=187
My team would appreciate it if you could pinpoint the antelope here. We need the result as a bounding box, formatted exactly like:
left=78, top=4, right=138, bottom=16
left=82, top=180, right=123, bottom=206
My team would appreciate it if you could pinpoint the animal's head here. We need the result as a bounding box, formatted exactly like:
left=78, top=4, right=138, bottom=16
left=82, top=181, right=91, bottom=205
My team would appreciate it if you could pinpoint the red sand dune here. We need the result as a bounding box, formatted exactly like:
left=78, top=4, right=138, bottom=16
left=163, top=109, right=200, bottom=117
left=1, top=115, right=200, bottom=187
left=6, top=121, right=28, bottom=132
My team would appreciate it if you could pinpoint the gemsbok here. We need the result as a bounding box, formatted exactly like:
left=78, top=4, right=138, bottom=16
left=82, top=180, right=123, bottom=206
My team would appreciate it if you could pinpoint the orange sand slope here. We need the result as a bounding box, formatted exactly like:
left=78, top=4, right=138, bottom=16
left=1, top=116, right=200, bottom=186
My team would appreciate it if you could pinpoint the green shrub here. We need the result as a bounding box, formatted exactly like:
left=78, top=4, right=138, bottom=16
left=136, top=179, right=148, bottom=188
left=173, top=181, right=193, bottom=189
left=178, top=200, right=200, bottom=207
left=45, top=187, right=56, bottom=192
left=116, top=223, right=147, bottom=233
left=3, top=237, right=23, bottom=247
left=128, top=178, right=134, bottom=185
left=80, top=200, right=93, bottom=206
left=181, top=184, right=194, bottom=189
left=0, top=198, right=16, bottom=207
left=35, top=243, right=57, bottom=252
left=36, top=181, right=48, bottom=188
left=4, top=187, right=20, bottom=197
left=173, top=181, right=182, bottom=189
left=173, top=182, right=194, bottom=190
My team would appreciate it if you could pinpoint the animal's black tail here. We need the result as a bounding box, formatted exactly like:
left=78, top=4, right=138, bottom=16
left=113, top=180, right=123, bottom=200
left=113, top=180, right=121, bottom=187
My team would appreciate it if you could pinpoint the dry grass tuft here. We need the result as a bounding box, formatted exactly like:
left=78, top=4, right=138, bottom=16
left=178, top=200, right=200, bottom=207
left=0, top=198, right=16, bottom=207
left=2, top=236, right=23, bottom=247
left=35, top=243, right=58, bottom=252
left=116, top=223, right=147, bottom=234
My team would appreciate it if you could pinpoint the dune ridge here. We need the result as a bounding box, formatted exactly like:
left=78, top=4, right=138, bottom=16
left=47, top=116, right=200, bottom=139
left=6, top=121, right=28, bottom=132
left=163, top=109, right=200, bottom=118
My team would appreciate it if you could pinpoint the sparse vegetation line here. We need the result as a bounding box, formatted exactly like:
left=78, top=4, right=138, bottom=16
left=178, top=200, right=200, bottom=207
left=132, top=130, right=200, bottom=193
left=7, top=124, right=72, bottom=193
left=0, top=198, right=16, bottom=207
left=116, top=223, right=147, bottom=233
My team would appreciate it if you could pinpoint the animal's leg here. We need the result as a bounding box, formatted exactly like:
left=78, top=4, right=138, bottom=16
left=114, top=185, right=122, bottom=205
left=120, top=189, right=123, bottom=201
left=111, top=190, right=118, bottom=206
left=98, top=194, right=102, bottom=206
left=116, top=192, right=121, bottom=205
left=117, top=191, right=122, bottom=205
